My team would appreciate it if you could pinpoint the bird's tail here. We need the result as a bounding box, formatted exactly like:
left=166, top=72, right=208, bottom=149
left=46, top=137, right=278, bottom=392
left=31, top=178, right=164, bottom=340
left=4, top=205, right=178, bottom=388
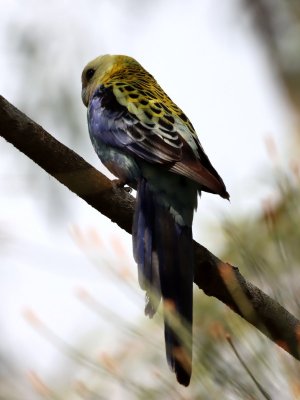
left=133, top=177, right=193, bottom=386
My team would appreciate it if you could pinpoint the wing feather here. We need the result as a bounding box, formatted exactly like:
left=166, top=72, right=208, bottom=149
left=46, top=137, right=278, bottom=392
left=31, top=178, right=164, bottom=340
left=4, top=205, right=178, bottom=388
left=88, top=84, right=229, bottom=198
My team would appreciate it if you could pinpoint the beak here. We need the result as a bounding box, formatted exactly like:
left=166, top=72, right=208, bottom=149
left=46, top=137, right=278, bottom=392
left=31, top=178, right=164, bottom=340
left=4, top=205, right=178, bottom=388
left=81, top=86, right=88, bottom=107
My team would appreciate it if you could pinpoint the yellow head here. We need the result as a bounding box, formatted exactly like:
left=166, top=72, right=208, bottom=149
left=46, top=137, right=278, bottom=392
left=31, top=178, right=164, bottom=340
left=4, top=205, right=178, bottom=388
left=81, top=54, right=141, bottom=107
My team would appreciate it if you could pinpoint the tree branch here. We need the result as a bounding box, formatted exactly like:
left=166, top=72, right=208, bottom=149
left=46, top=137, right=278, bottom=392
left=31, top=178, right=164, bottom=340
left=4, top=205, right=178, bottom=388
left=1, top=95, right=299, bottom=361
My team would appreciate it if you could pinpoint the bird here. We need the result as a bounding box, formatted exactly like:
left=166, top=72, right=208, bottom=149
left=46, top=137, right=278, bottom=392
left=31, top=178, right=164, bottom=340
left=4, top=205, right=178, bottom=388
left=81, top=54, right=229, bottom=386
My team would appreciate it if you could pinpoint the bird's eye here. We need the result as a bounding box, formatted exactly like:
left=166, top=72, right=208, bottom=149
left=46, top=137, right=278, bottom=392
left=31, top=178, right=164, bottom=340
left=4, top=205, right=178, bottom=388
left=86, top=68, right=95, bottom=81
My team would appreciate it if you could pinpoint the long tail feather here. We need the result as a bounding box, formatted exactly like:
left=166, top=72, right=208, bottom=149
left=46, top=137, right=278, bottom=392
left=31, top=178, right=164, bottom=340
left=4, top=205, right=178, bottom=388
left=155, top=204, right=193, bottom=386
left=133, top=177, right=194, bottom=385
left=133, top=178, right=161, bottom=317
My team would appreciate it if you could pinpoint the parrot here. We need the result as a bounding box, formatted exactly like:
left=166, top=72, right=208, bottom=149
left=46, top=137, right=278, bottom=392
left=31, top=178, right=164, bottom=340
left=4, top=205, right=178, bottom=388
left=81, top=55, right=229, bottom=386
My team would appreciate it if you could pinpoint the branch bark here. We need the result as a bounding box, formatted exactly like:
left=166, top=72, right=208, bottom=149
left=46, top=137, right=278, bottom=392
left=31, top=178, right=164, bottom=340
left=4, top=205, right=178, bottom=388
left=1, top=95, right=299, bottom=360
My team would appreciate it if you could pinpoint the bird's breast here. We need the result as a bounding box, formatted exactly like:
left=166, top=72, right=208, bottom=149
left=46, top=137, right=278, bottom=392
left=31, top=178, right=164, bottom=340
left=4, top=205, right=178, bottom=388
left=90, top=136, right=140, bottom=183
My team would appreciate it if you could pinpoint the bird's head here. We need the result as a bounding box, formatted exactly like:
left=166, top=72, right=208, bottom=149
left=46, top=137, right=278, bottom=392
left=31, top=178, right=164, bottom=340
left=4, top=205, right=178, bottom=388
left=81, top=54, right=140, bottom=107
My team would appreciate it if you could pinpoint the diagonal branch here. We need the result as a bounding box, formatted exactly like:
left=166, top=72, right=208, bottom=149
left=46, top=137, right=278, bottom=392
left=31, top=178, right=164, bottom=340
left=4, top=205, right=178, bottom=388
left=1, top=95, right=299, bottom=361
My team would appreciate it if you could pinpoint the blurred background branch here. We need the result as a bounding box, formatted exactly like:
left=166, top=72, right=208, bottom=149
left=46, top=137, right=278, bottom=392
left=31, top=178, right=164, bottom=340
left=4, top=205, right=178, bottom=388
left=239, top=0, right=300, bottom=143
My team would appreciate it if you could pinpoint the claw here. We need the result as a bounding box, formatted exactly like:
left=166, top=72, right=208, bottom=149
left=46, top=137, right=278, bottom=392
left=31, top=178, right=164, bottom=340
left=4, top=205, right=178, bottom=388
left=112, top=179, right=132, bottom=193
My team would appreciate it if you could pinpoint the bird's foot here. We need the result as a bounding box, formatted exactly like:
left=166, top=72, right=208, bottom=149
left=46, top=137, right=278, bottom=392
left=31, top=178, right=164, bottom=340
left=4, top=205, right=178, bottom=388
left=112, top=178, right=132, bottom=193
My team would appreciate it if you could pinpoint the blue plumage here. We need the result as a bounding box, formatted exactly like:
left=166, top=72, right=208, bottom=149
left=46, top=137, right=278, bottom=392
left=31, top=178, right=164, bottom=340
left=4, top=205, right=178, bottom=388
left=133, top=175, right=195, bottom=384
